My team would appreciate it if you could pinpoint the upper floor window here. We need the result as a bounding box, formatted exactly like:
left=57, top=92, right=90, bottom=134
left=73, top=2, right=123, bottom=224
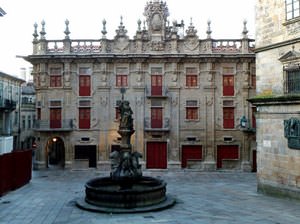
left=116, top=67, right=128, bottom=87
left=79, top=67, right=91, bottom=96
left=50, top=68, right=62, bottom=87
left=223, top=107, right=235, bottom=129
left=186, top=100, right=199, bottom=120
left=186, top=67, right=198, bottom=87
left=286, top=0, right=300, bottom=20
left=285, top=68, right=300, bottom=93
left=223, top=67, right=235, bottom=96
left=251, top=66, right=256, bottom=89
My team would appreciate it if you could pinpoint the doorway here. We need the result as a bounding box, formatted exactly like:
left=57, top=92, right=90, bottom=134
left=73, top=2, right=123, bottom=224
left=46, top=137, right=65, bottom=168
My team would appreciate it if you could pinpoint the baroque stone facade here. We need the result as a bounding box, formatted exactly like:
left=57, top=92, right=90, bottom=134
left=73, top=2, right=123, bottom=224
left=250, top=0, right=300, bottom=199
left=25, top=1, right=256, bottom=171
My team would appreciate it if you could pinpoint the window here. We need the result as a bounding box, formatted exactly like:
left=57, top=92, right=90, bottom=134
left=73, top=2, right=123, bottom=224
left=223, top=107, right=234, bottom=129
left=186, top=67, right=198, bottom=87
left=151, top=107, right=163, bottom=128
left=28, top=115, right=31, bottom=129
left=251, top=67, right=256, bottom=89
left=186, top=100, right=198, bottom=120
left=223, top=67, right=234, bottom=96
left=79, top=108, right=90, bottom=129
left=50, top=108, right=61, bottom=128
left=286, top=0, right=300, bottom=20
left=79, top=67, right=91, bottom=96
left=37, top=108, right=41, bottom=120
left=116, top=67, right=128, bottom=87
left=223, top=75, right=234, bottom=96
left=50, top=68, right=62, bottom=87
left=22, top=115, right=26, bottom=129
left=286, top=69, right=300, bottom=93
left=14, top=111, right=18, bottom=125
left=33, top=115, right=36, bottom=127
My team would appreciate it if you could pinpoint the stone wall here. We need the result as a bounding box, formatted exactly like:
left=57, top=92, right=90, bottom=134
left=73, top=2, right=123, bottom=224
left=254, top=0, right=300, bottom=199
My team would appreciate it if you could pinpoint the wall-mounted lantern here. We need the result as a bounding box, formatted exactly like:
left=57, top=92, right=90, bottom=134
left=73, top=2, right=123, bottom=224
left=240, top=116, right=248, bottom=128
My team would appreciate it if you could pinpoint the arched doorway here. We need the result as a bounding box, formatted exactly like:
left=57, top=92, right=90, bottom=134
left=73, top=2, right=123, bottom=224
left=46, top=137, right=65, bottom=168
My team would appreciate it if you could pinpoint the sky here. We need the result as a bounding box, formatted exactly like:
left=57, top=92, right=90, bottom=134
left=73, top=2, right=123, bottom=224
left=0, top=0, right=255, bottom=80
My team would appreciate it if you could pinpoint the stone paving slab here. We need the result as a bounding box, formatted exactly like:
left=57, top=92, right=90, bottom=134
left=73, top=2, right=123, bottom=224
left=0, top=169, right=299, bottom=224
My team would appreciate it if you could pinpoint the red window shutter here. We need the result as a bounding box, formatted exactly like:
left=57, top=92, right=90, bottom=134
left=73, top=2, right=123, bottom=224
left=223, top=107, right=234, bottom=129
left=116, top=75, right=128, bottom=87
left=151, top=75, right=162, bottom=96
left=79, top=108, right=90, bottom=129
left=223, top=75, right=234, bottom=96
left=186, top=108, right=198, bottom=120
left=151, top=108, right=162, bottom=128
left=50, top=76, right=61, bottom=87
left=186, top=75, right=197, bottom=87
left=79, top=75, right=91, bottom=96
left=50, top=108, right=61, bottom=128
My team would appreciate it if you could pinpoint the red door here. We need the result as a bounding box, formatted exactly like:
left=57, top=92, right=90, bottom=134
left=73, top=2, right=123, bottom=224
left=146, top=142, right=167, bottom=169
left=79, top=75, right=91, bottom=96
left=151, top=108, right=162, bottom=128
left=223, top=75, right=234, bottom=96
left=217, top=145, right=239, bottom=168
left=50, top=108, right=61, bottom=128
left=181, top=145, right=202, bottom=168
left=151, top=75, right=162, bottom=96
left=79, top=108, right=90, bottom=129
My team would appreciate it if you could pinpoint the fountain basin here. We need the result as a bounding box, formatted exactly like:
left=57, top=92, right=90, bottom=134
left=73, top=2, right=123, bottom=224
left=76, top=176, right=176, bottom=213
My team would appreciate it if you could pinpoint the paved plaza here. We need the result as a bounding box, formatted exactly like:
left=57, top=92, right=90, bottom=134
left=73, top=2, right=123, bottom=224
left=0, top=169, right=299, bottom=224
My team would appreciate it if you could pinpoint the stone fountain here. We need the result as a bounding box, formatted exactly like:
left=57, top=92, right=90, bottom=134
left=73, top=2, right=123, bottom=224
left=76, top=89, right=175, bottom=213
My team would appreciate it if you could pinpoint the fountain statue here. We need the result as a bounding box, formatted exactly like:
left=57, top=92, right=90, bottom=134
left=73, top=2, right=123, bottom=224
left=76, top=88, right=175, bottom=213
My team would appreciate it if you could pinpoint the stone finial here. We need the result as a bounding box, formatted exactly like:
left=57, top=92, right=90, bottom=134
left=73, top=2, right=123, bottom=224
left=137, top=19, right=141, bottom=31
left=33, top=22, right=38, bottom=41
left=206, top=19, right=212, bottom=39
left=242, top=19, right=248, bottom=38
left=172, top=20, right=178, bottom=33
left=143, top=20, right=146, bottom=31
left=40, top=20, right=46, bottom=40
left=185, top=17, right=197, bottom=37
left=102, top=19, right=107, bottom=38
left=115, top=16, right=128, bottom=37
left=64, top=19, right=70, bottom=39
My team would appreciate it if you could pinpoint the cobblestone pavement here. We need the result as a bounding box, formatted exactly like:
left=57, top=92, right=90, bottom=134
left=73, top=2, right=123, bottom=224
left=0, top=169, right=299, bottom=224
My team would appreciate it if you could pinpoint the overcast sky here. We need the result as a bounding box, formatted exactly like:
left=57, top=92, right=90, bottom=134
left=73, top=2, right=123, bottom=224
left=0, top=0, right=255, bottom=79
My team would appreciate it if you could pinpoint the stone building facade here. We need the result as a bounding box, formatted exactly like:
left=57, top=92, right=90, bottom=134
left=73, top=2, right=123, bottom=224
left=25, top=1, right=256, bottom=171
left=0, top=72, right=24, bottom=153
left=250, top=0, right=300, bottom=199
left=20, top=82, right=36, bottom=150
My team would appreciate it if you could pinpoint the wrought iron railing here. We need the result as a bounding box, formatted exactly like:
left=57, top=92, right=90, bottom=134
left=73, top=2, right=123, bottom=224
left=145, top=86, right=169, bottom=98
left=33, top=119, right=73, bottom=131
left=0, top=99, right=17, bottom=110
left=144, top=117, right=170, bottom=131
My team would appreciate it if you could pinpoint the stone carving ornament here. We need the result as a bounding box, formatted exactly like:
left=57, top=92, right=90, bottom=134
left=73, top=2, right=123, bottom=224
left=284, top=117, right=300, bottom=149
